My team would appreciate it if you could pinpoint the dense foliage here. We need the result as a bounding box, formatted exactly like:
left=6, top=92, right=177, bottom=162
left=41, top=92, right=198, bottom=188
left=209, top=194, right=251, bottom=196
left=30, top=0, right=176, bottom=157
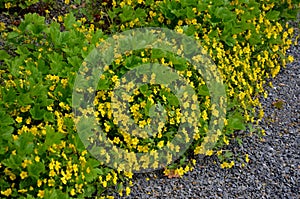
left=0, top=0, right=299, bottom=198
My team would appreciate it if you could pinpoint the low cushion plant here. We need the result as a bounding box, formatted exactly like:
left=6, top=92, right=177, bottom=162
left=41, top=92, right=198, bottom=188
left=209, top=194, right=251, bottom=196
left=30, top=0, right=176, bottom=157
left=0, top=0, right=299, bottom=198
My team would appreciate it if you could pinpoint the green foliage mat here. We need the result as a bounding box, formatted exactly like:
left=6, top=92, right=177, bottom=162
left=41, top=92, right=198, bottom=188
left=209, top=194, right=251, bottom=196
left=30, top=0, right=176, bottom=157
left=0, top=0, right=299, bottom=198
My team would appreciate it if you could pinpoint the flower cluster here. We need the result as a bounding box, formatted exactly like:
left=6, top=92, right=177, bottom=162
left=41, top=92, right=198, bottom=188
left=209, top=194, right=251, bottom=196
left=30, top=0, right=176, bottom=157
left=0, top=0, right=298, bottom=198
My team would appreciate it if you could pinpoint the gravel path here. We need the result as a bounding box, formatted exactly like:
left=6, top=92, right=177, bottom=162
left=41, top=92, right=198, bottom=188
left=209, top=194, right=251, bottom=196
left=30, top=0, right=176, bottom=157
left=115, top=20, right=300, bottom=199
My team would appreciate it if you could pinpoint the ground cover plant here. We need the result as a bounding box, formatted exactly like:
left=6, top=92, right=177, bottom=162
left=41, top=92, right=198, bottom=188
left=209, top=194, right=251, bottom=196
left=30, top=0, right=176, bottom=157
left=0, top=0, right=299, bottom=198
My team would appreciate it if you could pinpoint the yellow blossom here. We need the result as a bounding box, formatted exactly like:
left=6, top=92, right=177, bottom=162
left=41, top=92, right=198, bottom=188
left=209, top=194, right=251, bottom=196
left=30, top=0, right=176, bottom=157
left=157, top=140, right=164, bottom=148
left=16, top=116, right=22, bottom=123
left=245, top=154, right=250, bottom=163
left=5, top=3, right=12, bottom=9
left=176, top=28, right=183, bottom=34
left=205, top=150, right=214, bottom=156
left=37, top=190, right=45, bottom=198
left=20, top=171, right=28, bottom=179
left=1, top=188, right=12, bottom=197
left=18, top=189, right=27, bottom=193
left=70, top=188, right=76, bottom=196
left=126, top=186, right=131, bottom=195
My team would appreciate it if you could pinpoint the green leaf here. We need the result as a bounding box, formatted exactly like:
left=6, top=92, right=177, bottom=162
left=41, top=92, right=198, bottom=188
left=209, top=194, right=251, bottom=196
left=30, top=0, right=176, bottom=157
left=44, top=189, right=58, bottom=199
left=68, top=56, right=82, bottom=68
left=124, top=56, right=142, bottom=69
left=0, top=111, right=14, bottom=126
left=214, top=7, right=236, bottom=22
left=227, top=112, right=246, bottom=130
left=186, top=7, right=196, bottom=19
left=50, top=22, right=61, bottom=46
left=160, top=89, right=179, bottom=106
left=281, top=8, right=298, bottom=20
left=135, top=7, right=147, bottom=20
left=45, top=126, right=65, bottom=147
left=139, top=84, right=149, bottom=95
left=2, top=154, right=22, bottom=170
left=15, top=132, right=34, bottom=156
left=236, top=137, right=243, bottom=146
left=119, top=6, right=135, bottom=22
left=17, top=93, right=33, bottom=106
left=23, top=13, right=46, bottom=34
left=224, top=151, right=233, bottom=159
left=64, top=12, right=77, bottom=30
left=0, top=50, right=10, bottom=60
left=36, top=59, right=49, bottom=75
left=44, top=112, right=55, bottom=122
left=0, top=126, right=14, bottom=141
left=15, top=46, right=30, bottom=56
left=97, top=79, right=110, bottom=90
left=7, top=32, right=19, bottom=40
left=151, top=49, right=166, bottom=59
left=172, top=57, right=188, bottom=71
left=28, top=162, right=45, bottom=180
left=198, top=85, right=210, bottom=96
left=1, top=87, right=17, bottom=104
left=74, top=134, right=86, bottom=152
left=223, top=36, right=236, bottom=47
left=29, top=105, right=46, bottom=120
left=248, top=32, right=261, bottom=45
left=265, top=10, right=280, bottom=21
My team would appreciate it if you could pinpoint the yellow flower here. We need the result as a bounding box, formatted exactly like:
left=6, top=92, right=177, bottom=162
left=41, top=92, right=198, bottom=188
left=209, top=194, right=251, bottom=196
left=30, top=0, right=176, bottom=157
left=1, top=188, right=12, bottom=197
left=102, top=180, right=107, bottom=187
left=176, top=28, right=183, bottom=34
left=205, top=150, right=214, bottom=156
left=184, top=165, right=190, bottom=172
left=12, top=135, right=18, bottom=141
left=223, top=136, right=229, bottom=145
left=37, top=179, right=43, bottom=187
left=149, top=11, right=156, bottom=17
left=288, top=27, right=294, bottom=35
left=20, top=171, right=28, bottom=179
left=217, top=150, right=223, bottom=155
left=70, top=188, right=76, bottom=196
left=287, top=55, right=294, bottom=62
left=37, top=190, right=45, bottom=198
left=58, top=16, right=63, bottom=22
left=64, top=0, right=70, bottom=5
left=229, top=161, right=235, bottom=168
left=201, top=110, right=208, bottom=120
left=126, top=186, right=131, bottom=195
left=18, top=189, right=27, bottom=193
left=5, top=3, right=12, bottom=9
left=9, top=173, right=16, bottom=180
left=22, top=159, right=32, bottom=168
left=245, top=154, right=250, bottom=163
left=220, top=162, right=228, bottom=169
left=157, top=140, right=164, bottom=148
left=186, top=71, right=192, bottom=77
left=48, top=179, right=55, bottom=187
left=0, top=22, right=5, bottom=32
left=16, top=116, right=23, bottom=123
left=175, top=167, right=184, bottom=176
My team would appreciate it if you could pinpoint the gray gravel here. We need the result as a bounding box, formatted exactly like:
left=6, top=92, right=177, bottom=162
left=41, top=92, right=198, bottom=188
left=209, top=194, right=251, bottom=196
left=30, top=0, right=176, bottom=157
left=112, top=20, right=300, bottom=199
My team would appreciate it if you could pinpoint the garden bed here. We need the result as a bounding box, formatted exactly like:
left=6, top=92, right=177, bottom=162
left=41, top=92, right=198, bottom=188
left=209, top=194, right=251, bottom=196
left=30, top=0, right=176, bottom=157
left=0, top=0, right=299, bottom=198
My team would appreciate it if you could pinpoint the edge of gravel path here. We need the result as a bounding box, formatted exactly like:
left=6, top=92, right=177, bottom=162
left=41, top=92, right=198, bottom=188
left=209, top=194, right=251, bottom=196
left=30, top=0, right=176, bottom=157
left=115, top=16, right=300, bottom=199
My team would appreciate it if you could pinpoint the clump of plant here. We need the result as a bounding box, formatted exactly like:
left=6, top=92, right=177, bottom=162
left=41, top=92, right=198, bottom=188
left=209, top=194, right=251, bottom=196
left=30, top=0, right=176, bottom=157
left=0, top=0, right=298, bottom=198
